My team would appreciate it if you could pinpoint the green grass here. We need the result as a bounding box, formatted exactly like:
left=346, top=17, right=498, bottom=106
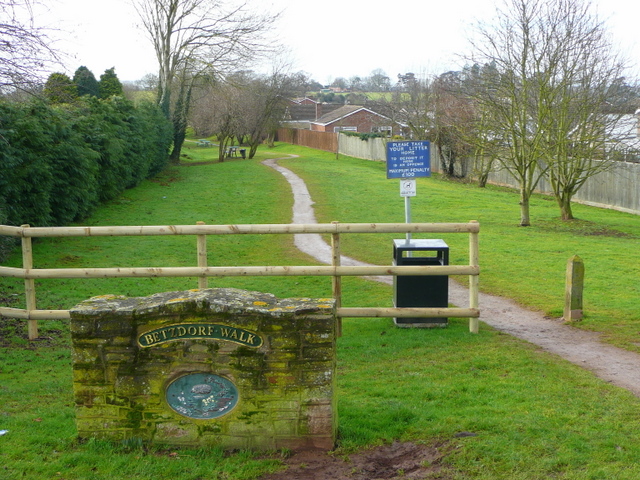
left=2, top=141, right=640, bottom=479
left=275, top=144, right=640, bottom=350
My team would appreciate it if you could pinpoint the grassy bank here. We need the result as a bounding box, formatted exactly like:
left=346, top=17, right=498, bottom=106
left=1, top=141, right=640, bottom=479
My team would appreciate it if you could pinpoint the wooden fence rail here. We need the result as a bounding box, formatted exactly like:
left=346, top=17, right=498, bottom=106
left=1, top=222, right=480, bottom=339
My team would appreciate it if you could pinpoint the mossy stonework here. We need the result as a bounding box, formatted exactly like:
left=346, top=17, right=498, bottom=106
left=70, top=288, right=337, bottom=451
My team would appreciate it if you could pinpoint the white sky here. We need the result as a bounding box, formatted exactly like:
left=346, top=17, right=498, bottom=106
left=39, top=0, right=640, bottom=84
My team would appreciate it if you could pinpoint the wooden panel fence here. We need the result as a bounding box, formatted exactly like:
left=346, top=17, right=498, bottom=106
left=0, top=222, right=480, bottom=339
left=276, top=128, right=338, bottom=152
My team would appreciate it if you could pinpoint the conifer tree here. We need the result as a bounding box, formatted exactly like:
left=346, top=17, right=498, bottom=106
left=98, top=67, right=123, bottom=98
left=43, top=72, right=77, bottom=103
left=73, top=66, right=99, bottom=97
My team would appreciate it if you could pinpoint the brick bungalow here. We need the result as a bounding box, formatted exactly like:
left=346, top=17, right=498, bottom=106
left=310, top=105, right=403, bottom=136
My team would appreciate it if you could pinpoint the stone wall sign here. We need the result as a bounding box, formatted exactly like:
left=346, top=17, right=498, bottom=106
left=70, top=288, right=337, bottom=451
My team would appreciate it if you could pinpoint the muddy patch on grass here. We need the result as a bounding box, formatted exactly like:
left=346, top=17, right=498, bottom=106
left=537, top=218, right=634, bottom=237
left=260, top=441, right=453, bottom=480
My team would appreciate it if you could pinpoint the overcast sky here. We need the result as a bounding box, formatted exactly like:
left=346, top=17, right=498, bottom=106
left=41, top=0, right=640, bottom=84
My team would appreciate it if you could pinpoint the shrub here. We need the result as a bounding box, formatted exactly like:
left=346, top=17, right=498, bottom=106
left=0, top=97, right=172, bottom=227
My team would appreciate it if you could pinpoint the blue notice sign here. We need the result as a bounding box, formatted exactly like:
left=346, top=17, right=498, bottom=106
left=386, top=141, right=431, bottom=179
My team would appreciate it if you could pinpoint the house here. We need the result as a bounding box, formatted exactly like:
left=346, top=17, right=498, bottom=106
left=287, top=97, right=319, bottom=106
left=310, top=105, right=404, bottom=136
left=282, top=100, right=343, bottom=130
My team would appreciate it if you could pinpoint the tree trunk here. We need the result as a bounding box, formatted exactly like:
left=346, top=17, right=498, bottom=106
left=558, top=194, right=574, bottom=221
left=266, top=133, right=275, bottom=148
left=473, top=150, right=493, bottom=188
left=169, top=109, right=187, bottom=164
left=477, top=173, right=489, bottom=188
left=167, top=76, right=194, bottom=165
left=519, top=188, right=531, bottom=226
left=218, top=136, right=233, bottom=162
left=159, top=92, right=171, bottom=120
left=249, top=143, right=259, bottom=159
left=169, top=127, right=186, bottom=164
left=157, top=83, right=171, bottom=119
left=548, top=172, right=576, bottom=221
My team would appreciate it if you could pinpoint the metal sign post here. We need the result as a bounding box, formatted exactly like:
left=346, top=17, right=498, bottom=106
left=386, top=141, right=431, bottom=243
left=400, top=179, right=416, bottom=242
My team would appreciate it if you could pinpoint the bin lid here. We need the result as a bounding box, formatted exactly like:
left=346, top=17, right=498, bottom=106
left=393, top=239, right=448, bottom=251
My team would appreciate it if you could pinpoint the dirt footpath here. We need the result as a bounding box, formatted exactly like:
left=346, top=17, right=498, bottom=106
left=263, top=157, right=640, bottom=399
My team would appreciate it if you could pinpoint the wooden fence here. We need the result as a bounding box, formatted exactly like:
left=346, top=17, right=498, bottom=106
left=0, top=221, right=480, bottom=339
left=276, top=128, right=338, bottom=152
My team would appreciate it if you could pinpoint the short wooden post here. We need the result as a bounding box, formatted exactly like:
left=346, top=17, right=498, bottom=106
left=196, top=221, right=208, bottom=289
left=564, top=255, right=584, bottom=322
left=469, top=220, right=480, bottom=333
left=21, top=224, right=38, bottom=340
left=331, top=221, right=342, bottom=337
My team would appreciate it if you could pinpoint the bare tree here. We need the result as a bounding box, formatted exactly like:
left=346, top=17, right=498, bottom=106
left=534, top=5, right=631, bottom=220
left=469, top=0, right=631, bottom=224
left=190, top=77, right=242, bottom=161
left=189, top=77, right=218, bottom=137
left=455, top=63, right=502, bottom=188
left=468, top=105, right=500, bottom=188
left=133, top=0, right=279, bottom=162
left=366, top=69, right=391, bottom=92
left=383, top=72, right=475, bottom=178
left=330, top=77, right=347, bottom=91
left=135, top=73, right=159, bottom=91
left=469, top=0, right=551, bottom=226
left=236, top=69, right=295, bottom=158
left=430, top=72, right=475, bottom=178
left=0, top=0, right=59, bottom=92
left=190, top=67, right=295, bottom=160
left=386, top=74, right=435, bottom=141
left=348, top=75, right=364, bottom=92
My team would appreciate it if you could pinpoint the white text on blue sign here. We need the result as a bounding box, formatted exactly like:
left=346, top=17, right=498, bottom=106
left=386, top=141, right=431, bottom=179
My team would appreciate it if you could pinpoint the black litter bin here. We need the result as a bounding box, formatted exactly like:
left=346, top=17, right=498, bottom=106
left=393, top=239, right=449, bottom=327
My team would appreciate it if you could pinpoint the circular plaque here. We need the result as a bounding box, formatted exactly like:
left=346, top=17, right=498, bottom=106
left=166, top=373, right=239, bottom=419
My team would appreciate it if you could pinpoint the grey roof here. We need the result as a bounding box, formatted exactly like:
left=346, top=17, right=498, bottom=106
left=313, top=105, right=379, bottom=126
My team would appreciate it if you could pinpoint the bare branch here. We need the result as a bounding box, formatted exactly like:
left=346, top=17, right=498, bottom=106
left=467, top=0, right=632, bottom=223
left=0, top=0, right=61, bottom=92
left=133, top=0, right=281, bottom=162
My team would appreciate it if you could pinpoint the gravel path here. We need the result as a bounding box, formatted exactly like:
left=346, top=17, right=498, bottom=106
left=263, top=157, right=640, bottom=398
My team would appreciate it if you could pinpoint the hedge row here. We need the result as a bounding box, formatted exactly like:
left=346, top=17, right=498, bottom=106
left=0, top=96, right=172, bottom=227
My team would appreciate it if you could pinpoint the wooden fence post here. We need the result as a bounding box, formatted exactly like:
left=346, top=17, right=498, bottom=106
left=196, top=221, right=208, bottom=289
left=469, top=220, right=480, bottom=333
left=564, top=255, right=584, bottom=322
left=21, top=224, right=38, bottom=340
left=331, top=221, right=342, bottom=337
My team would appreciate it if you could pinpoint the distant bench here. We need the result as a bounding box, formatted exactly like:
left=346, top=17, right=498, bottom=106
left=226, top=146, right=246, bottom=158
